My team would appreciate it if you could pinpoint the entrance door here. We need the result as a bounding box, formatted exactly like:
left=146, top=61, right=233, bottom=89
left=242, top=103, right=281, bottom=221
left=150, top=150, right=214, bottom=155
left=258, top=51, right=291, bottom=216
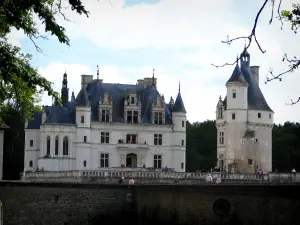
left=126, top=153, right=137, bottom=168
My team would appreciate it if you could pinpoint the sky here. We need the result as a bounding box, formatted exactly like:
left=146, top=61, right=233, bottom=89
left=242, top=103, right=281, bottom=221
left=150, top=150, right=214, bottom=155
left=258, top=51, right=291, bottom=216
left=7, top=0, right=300, bottom=124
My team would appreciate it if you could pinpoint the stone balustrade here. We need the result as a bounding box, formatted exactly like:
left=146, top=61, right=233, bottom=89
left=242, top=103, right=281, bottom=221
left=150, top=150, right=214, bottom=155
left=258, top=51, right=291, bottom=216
left=21, top=170, right=300, bottom=184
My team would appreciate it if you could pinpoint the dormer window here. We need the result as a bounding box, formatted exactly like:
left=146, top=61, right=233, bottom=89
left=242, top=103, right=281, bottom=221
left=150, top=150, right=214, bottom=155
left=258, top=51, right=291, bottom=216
left=218, top=107, right=223, bottom=119
left=127, top=111, right=138, bottom=123
left=154, top=112, right=163, bottom=124
left=269, top=114, right=271, bottom=119
left=131, top=96, right=135, bottom=104
left=232, top=89, right=236, bottom=98
left=81, top=116, right=84, bottom=123
left=101, top=109, right=110, bottom=122
left=258, top=113, right=261, bottom=119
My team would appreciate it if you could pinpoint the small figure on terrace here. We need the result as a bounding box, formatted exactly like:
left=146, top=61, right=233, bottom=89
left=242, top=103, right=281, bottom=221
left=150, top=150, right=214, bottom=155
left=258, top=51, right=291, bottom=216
left=129, top=177, right=135, bottom=185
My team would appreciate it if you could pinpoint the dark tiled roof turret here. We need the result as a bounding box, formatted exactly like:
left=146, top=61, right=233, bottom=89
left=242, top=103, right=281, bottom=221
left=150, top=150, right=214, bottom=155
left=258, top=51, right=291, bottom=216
left=173, top=82, right=186, bottom=114
left=223, top=49, right=273, bottom=112
left=75, top=88, right=90, bottom=107
left=226, top=63, right=247, bottom=84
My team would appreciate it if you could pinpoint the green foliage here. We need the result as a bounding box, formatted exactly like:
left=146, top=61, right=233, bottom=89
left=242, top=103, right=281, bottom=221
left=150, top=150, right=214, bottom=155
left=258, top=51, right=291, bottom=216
left=186, top=120, right=217, bottom=172
left=186, top=120, right=300, bottom=172
left=281, top=4, right=300, bottom=33
left=0, top=0, right=90, bottom=121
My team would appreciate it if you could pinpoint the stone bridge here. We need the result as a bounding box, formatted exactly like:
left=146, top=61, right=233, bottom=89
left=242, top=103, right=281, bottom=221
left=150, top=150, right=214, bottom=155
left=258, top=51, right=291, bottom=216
left=0, top=181, right=299, bottom=225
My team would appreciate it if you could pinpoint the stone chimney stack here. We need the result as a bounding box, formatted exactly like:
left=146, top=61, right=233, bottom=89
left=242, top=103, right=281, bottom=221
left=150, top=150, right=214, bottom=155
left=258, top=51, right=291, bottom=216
left=250, top=66, right=259, bottom=86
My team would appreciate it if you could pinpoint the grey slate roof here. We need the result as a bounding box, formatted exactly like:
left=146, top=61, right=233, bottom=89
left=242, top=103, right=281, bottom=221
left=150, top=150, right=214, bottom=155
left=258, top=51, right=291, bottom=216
left=173, top=92, right=187, bottom=113
left=75, top=88, right=90, bottom=107
left=222, top=49, right=273, bottom=112
left=226, top=63, right=247, bottom=84
left=26, top=80, right=179, bottom=129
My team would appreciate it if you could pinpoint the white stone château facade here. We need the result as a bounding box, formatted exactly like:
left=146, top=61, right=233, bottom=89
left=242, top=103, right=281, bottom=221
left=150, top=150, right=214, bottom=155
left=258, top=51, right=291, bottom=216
left=216, top=49, right=274, bottom=173
left=24, top=69, right=187, bottom=172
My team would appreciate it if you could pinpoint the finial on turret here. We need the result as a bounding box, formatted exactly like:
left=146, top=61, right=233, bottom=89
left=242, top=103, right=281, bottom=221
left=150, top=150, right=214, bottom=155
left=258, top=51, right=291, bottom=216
left=219, top=95, right=222, bottom=101
left=179, top=81, right=181, bottom=92
left=97, top=65, right=99, bottom=81
left=152, top=68, right=155, bottom=85
left=236, top=54, right=239, bottom=64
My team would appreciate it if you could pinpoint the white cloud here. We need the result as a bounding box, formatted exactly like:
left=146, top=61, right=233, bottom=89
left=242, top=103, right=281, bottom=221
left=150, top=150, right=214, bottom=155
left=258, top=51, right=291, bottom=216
left=11, top=0, right=299, bottom=124
left=6, top=28, right=25, bottom=47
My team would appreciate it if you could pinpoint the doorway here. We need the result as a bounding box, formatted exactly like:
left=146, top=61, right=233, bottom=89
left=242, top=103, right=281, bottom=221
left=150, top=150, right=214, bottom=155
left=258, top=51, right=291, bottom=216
left=126, top=153, right=137, bottom=168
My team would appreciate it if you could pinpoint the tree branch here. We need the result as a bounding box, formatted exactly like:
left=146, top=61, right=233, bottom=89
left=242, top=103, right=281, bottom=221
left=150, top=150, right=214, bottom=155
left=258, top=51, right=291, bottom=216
left=212, top=0, right=269, bottom=68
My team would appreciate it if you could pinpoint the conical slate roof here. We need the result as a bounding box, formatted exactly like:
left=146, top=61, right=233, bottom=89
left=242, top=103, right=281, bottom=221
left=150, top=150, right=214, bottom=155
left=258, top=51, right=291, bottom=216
left=223, top=49, right=273, bottom=112
left=75, top=88, right=90, bottom=107
left=173, top=92, right=186, bottom=113
left=226, top=63, right=247, bottom=84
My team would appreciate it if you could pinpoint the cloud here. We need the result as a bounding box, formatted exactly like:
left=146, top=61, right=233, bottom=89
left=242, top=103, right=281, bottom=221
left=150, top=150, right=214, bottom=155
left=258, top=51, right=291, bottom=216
left=6, top=28, right=26, bottom=47
left=16, top=0, right=300, bottom=124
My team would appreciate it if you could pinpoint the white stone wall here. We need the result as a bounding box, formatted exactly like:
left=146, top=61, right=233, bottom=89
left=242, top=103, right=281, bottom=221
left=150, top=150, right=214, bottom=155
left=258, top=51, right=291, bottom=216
left=24, top=114, right=186, bottom=172
left=217, top=78, right=273, bottom=173
left=24, top=129, right=40, bottom=171
left=226, top=84, right=248, bottom=110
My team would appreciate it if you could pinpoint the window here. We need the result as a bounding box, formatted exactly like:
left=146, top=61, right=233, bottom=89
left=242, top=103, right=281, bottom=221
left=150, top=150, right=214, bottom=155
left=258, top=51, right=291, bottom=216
left=63, top=136, right=69, bottom=155
left=181, top=163, right=184, bottom=169
left=219, top=154, right=224, bottom=170
left=30, top=140, right=33, bottom=147
left=248, top=159, right=253, bottom=166
left=232, top=113, right=236, bottom=120
left=55, top=136, right=59, bottom=155
left=154, top=112, right=163, bottom=124
left=46, top=136, right=50, bottom=155
left=83, top=160, right=87, bottom=168
left=127, top=111, right=139, bottom=123
left=84, top=136, right=87, bottom=143
left=126, top=134, right=137, bottom=144
left=101, top=109, right=110, bottom=122
left=101, top=132, right=110, bottom=143
left=181, top=140, right=185, bottom=146
left=258, top=113, right=261, bottom=118
left=256, top=164, right=259, bottom=170
left=182, top=121, right=185, bottom=127
left=100, top=153, right=109, bottom=168
left=131, top=96, right=135, bottom=104
left=29, top=160, right=33, bottom=167
left=269, top=114, right=271, bottom=119
left=255, top=138, right=258, bottom=143
left=81, top=116, right=84, bottom=123
left=154, top=134, right=162, bottom=145
left=219, top=131, right=224, bottom=145
left=153, top=155, right=162, bottom=169
left=218, top=107, right=223, bottom=119
left=232, top=90, right=236, bottom=98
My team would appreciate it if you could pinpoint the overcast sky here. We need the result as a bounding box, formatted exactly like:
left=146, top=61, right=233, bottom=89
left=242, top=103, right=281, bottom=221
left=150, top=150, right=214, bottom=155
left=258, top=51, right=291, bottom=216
left=8, top=0, right=300, bottom=124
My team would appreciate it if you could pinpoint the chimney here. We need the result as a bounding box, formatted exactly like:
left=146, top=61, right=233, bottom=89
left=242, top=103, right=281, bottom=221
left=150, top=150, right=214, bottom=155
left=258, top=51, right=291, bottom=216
left=250, top=66, right=259, bottom=86
left=81, top=75, right=94, bottom=89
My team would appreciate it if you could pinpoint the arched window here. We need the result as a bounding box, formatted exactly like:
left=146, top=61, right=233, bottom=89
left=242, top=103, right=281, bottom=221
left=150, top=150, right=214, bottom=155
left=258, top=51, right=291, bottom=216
left=46, top=136, right=51, bottom=155
left=63, top=136, right=69, bottom=156
left=232, top=89, right=236, bottom=98
left=55, top=136, right=59, bottom=155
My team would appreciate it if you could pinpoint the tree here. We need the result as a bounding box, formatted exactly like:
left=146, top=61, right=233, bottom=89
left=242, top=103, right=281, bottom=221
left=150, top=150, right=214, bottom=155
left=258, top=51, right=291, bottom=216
left=0, top=0, right=91, bottom=121
left=212, top=0, right=300, bottom=104
left=186, top=120, right=217, bottom=172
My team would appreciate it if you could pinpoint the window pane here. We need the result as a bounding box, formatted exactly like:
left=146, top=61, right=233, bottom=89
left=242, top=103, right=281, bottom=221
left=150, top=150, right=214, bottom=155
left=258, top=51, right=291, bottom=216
left=105, top=159, right=109, bottom=167
left=158, top=160, right=161, bottom=168
left=158, top=155, right=161, bottom=160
